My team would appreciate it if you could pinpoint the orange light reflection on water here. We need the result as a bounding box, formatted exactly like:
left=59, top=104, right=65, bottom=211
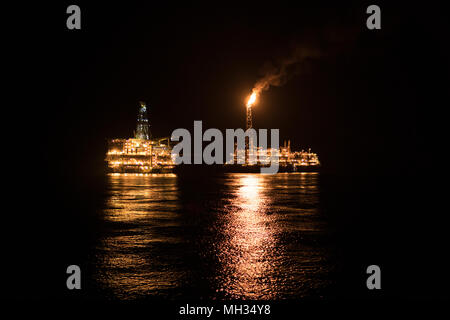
left=94, top=174, right=183, bottom=299
left=216, top=174, right=278, bottom=299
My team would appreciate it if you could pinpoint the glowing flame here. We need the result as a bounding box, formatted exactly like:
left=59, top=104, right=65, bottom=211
left=247, top=91, right=258, bottom=108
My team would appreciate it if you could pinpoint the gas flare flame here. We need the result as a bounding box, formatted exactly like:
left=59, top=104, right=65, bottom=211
left=247, top=91, right=258, bottom=108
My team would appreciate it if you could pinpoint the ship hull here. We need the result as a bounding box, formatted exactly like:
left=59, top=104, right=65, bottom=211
left=174, top=164, right=320, bottom=175
left=107, top=164, right=319, bottom=175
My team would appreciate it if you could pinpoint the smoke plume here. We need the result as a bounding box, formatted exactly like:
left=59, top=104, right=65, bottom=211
left=249, top=22, right=362, bottom=102
left=251, top=46, right=322, bottom=98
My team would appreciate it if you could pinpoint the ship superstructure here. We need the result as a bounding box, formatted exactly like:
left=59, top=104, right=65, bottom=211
left=228, top=140, right=320, bottom=171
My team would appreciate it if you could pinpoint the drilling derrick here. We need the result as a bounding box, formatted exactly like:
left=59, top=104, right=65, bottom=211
left=135, top=101, right=151, bottom=140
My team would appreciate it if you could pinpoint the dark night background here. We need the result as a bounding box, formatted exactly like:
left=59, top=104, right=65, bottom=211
left=6, top=0, right=450, bottom=306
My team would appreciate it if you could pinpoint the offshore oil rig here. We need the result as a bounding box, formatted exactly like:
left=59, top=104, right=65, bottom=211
left=105, top=102, right=174, bottom=173
left=105, top=101, right=320, bottom=173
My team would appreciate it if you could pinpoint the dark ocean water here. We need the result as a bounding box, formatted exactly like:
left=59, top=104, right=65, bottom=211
left=9, top=170, right=449, bottom=301
left=86, top=173, right=337, bottom=300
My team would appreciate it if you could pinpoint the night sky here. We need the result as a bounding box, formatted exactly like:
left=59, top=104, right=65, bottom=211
left=7, top=2, right=450, bottom=301
left=18, top=2, right=447, bottom=179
